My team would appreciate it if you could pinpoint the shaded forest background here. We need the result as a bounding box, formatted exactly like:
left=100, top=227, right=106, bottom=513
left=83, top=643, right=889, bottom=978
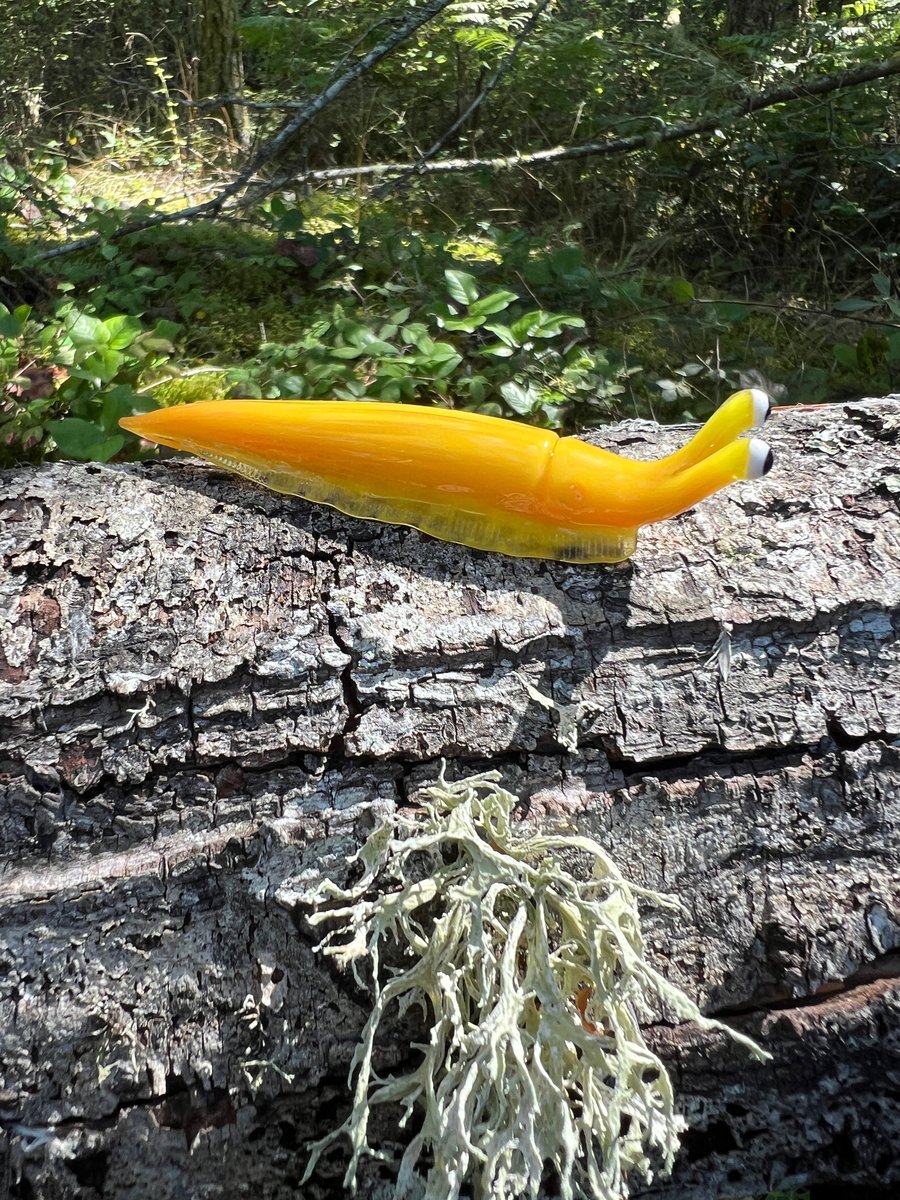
left=1, top=0, right=899, bottom=466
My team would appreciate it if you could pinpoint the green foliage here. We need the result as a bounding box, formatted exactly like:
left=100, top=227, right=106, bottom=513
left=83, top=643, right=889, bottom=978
left=0, top=0, right=191, bottom=149
left=150, top=371, right=229, bottom=407
left=3, top=1, right=900, bottom=466
left=225, top=263, right=630, bottom=428
left=0, top=299, right=173, bottom=466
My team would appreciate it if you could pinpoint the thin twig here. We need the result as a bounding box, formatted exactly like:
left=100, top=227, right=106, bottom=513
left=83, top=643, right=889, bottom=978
left=108, top=82, right=304, bottom=112
left=372, top=0, right=556, bottom=200
left=692, top=296, right=900, bottom=331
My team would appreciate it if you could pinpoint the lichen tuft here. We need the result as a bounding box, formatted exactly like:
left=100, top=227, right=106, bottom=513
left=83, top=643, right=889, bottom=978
left=301, top=768, right=767, bottom=1199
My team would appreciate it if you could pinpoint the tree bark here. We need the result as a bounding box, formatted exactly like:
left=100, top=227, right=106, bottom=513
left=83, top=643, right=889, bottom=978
left=724, top=0, right=811, bottom=34
left=189, top=0, right=249, bottom=147
left=1, top=398, right=899, bottom=1199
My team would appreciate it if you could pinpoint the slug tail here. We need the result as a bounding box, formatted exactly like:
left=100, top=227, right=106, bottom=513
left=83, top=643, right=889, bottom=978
left=119, top=410, right=202, bottom=455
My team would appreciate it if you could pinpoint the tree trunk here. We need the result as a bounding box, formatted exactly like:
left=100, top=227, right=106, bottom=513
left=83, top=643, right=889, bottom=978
left=724, top=0, right=811, bottom=34
left=189, top=0, right=248, bottom=147
left=1, top=398, right=899, bottom=1199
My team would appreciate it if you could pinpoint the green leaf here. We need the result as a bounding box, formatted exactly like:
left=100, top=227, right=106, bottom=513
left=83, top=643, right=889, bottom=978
left=675, top=362, right=706, bottom=378
left=47, top=418, right=125, bottom=462
left=710, top=302, right=752, bottom=323
left=457, top=377, right=487, bottom=405
left=401, top=322, right=430, bottom=346
left=655, top=378, right=688, bottom=402
left=872, top=272, right=892, bottom=298
left=444, top=269, right=479, bottom=306
left=482, top=323, right=519, bottom=349
left=832, top=298, right=878, bottom=314
left=500, top=381, right=541, bottom=415
left=374, top=380, right=403, bottom=402
left=63, top=310, right=108, bottom=347
left=668, top=277, right=695, bottom=303
left=833, top=342, right=858, bottom=370
left=150, top=318, right=181, bottom=343
left=355, top=330, right=398, bottom=355
left=442, top=316, right=483, bottom=333
left=134, top=335, right=175, bottom=356
left=468, top=290, right=517, bottom=319
left=0, top=312, right=24, bottom=338
left=71, top=348, right=125, bottom=382
left=549, top=246, right=586, bottom=276
left=425, top=341, right=461, bottom=362
left=277, top=209, right=304, bottom=233
left=431, top=353, right=463, bottom=378
left=511, top=311, right=584, bottom=341
left=103, top=314, right=143, bottom=350
left=100, top=384, right=154, bottom=433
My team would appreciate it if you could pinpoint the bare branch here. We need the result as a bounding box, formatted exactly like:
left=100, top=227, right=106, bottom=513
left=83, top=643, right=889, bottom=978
left=274, top=52, right=900, bottom=189
left=693, top=296, right=900, bottom=332
left=108, top=83, right=306, bottom=112
left=34, top=0, right=457, bottom=262
left=34, top=50, right=900, bottom=263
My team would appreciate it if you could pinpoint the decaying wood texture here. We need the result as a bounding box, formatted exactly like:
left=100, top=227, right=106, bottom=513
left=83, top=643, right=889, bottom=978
left=1, top=398, right=899, bottom=1200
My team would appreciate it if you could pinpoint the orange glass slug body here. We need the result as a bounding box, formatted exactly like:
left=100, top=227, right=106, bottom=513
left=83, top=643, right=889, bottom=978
left=120, top=388, right=773, bottom=563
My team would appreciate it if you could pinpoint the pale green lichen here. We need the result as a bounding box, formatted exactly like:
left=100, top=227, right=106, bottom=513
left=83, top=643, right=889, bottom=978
left=302, top=768, right=767, bottom=1200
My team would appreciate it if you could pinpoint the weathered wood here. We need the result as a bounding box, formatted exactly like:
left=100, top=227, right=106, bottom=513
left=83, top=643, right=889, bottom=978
left=1, top=398, right=899, bottom=1199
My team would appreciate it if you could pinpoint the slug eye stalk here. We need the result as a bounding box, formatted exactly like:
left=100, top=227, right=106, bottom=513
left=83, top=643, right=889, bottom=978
left=120, top=388, right=774, bottom=564
left=658, top=387, right=771, bottom=475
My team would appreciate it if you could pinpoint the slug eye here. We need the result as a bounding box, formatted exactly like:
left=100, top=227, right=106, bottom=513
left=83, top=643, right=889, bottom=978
left=749, top=388, right=772, bottom=427
left=746, top=437, right=774, bottom=480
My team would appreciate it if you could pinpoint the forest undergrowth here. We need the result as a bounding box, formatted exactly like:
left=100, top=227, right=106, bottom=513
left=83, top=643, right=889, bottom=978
left=1, top=0, right=899, bottom=466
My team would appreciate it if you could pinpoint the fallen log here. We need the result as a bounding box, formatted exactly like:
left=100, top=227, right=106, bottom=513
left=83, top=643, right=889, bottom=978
left=1, top=397, right=899, bottom=1200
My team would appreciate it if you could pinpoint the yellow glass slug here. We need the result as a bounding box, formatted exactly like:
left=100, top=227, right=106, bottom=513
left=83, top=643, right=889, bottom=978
left=120, top=388, right=773, bottom=563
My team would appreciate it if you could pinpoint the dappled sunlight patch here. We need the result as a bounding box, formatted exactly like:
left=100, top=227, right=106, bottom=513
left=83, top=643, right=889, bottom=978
left=68, top=162, right=224, bottom=212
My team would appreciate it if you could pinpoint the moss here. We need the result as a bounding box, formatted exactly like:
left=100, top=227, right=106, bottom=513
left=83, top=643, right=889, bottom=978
left=69, top=163, right=212, bottom=211
left=443, top=236, right=504, bottom=265
left=150, top=371, right=229, bottom=407
left=302, top=768, right=767, bottom=1200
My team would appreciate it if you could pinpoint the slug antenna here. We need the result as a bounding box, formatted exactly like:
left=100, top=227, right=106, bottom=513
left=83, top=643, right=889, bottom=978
left=658, top=388, right=772, bottom=476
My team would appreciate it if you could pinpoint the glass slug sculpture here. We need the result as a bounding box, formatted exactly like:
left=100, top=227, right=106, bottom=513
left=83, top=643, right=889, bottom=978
left=120, top=387, right=773, bottom=563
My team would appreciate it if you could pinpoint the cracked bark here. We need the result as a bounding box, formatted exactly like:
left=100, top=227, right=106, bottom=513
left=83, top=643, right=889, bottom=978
left=1, top=398, right=899, bottom=1199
